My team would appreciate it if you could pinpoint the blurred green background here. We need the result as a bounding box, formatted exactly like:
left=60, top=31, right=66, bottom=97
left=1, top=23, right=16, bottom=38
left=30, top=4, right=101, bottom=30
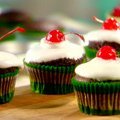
left=0, top=0, right=119, bottom=21
left=0, top=0, right=120, bottom=54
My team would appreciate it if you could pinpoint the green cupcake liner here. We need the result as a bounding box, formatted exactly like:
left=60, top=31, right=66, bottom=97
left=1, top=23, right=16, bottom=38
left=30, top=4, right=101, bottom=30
left=79, top=104, right=120, bottom=115
left=24, top=64, right=76, bottom=94
left=0, top=68, right=19, bottom=78
left=84, top=46, right=97, bottom=60
left=0, top=68, right=19, bottom=104
left=0, top=91, right=14, bottom=104
left=72, top=78, right=120, bottom=94
left=24, top=61, right=75, bottom=73
left=72, top=78, right=120, bottom=115
left=31, top=81, right=73, bottom=94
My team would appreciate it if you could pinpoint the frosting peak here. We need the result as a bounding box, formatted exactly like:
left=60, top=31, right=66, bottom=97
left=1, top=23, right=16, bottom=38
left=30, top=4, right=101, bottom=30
left=75, top=57, right=120, bottom=81
left=25, top=36, right=85, bottom=63
left=84, top=29, right=120, bottom=45
left=0, top=51, right=22, bottom=68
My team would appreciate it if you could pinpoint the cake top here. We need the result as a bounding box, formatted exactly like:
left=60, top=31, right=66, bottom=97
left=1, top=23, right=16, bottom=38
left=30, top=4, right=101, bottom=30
left=84, top=17, right=120, bottom=45
left=84, top=17, right=120, bottom=44
left=84, top=29, right=120, bottom=44
left=75, top=46, right=120, bottom=81
left=25, top=29, right=85, bottom=63
left=0, top=51, right=22, bottom=68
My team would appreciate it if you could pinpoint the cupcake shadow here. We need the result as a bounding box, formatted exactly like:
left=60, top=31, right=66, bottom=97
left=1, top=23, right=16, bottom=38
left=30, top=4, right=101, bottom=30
left=0, top=85, right=75, bottom=110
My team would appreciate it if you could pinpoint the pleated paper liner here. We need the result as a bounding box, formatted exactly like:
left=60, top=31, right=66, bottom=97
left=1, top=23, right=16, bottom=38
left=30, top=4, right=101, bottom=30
left=0, top=68, right=19, bottom=104
left=72, top=78, right=120, bottom=115
left=24, top=61, right=75, bottom=94
left=30, top=82, right=73, bottom=94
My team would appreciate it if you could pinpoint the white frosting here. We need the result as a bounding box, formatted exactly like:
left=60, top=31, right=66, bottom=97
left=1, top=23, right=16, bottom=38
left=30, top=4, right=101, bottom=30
left=25, top=37, right=85, bottom=63
left=0, top=51, right=22, bottom=68
left=84, top=30, right=120, bottom=45
left=75, top=57, right=120, bottom=81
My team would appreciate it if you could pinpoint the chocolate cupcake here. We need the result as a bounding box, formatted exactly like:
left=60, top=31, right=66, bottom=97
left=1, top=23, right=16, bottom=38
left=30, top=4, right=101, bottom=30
left=72, top=46, right=120, bottom=115
left=0, top=51, right=22, bottom=104
left=24, top=29, right=85, bottom=94
left=84, top=17, right=120, bottom=61
left=0, top=27, right=24, bottom=104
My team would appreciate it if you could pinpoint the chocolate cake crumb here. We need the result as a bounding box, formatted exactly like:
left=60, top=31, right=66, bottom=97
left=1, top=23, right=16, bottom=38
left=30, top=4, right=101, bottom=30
left=89, top=41, right=120, bottom=51
left=30, top=56, right=85, bottom=66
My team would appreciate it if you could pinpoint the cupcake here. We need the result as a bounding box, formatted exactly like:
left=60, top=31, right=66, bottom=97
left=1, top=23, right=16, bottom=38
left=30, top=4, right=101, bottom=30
left=72, top=46, right=120, bottom=115
left=0, top=51, right=22, bottom=104
left=106, top=6, right=120, bottom=22
left=24, top=29, right=85, bottom=94
left=0, top=27, right=24, bottom=104
left=84, top=17, right=120, bottom=61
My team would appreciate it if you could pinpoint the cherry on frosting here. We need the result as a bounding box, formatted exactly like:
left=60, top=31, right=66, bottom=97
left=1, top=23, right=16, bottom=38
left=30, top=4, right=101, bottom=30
left=46, top=29, right=65, bottom=43
left=112, top=6, right=120, bottom=17
left=96, top=46, right=117, bottom=60
left=103, top=18, right=119, bottom=30
left=93, top=16, right=119, bottom=30
left=0, top=27, right=25, bottom=41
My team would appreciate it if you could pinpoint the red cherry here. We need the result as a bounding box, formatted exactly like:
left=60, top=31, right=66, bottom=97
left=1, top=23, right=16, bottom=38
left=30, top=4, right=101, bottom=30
left=96, top=46, right=117, bottom=60
left=16, top=27, right=25, bottom=32
left=93, top=16, right=119, bottom=30
left=112, top=6, right=120, bottom=17
left=0, top=27, right=25, bottom=41
left=102, top=18, right=119, bottom=30
left=46, top=29, right=65, bottom=43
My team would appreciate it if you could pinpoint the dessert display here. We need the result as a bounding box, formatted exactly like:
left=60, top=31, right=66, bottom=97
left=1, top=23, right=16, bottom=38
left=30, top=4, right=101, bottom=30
left=24, top=29, right=85, bottom=94
left=0, top=27, right=24, bottom=103
left=0, top=9, right=64, bottom=40
left=107, top=6, right=120, bottom=22
left=84, top=17, right=120, bottom=60
left=72, top=46, right=120, bottom=115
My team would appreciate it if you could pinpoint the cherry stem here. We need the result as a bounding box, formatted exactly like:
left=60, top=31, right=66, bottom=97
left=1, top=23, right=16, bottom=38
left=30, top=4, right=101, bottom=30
left=93, top=16, right=103, bottom=23
left=0, top=27, right=25, bottom=41
left=66, top=33, right=85, bottom=41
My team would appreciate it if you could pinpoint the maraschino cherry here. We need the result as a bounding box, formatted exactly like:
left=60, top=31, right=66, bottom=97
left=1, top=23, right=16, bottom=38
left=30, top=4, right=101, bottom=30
left=0, top=27, right=25, bottom=41
left=103, top=18, right=119, bottom=30
left=93, top=16, right=119, bottom=30
left=112, top=6, right=120, bottom=17
left=46, top=29, right=65, bottom=43
left=96, top=46, right=117, bottom=60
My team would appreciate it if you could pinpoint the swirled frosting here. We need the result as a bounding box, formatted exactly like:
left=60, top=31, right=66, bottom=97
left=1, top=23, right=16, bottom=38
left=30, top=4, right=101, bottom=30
left=25, top=37, right=85, bottom=63
left=84, top=30, right=120, bottom=45
left=75, top=57, right=120, bottom=81
left=0, top=51, right=22, bottom=68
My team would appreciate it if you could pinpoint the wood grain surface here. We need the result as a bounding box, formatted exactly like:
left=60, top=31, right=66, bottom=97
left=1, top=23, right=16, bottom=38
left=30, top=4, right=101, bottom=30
left=0, top=74, right=119, bottom=120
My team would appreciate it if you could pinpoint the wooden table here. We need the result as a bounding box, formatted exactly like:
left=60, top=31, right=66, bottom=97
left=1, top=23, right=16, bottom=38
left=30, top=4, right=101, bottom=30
left=0, top=74, right=120, bottom=120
